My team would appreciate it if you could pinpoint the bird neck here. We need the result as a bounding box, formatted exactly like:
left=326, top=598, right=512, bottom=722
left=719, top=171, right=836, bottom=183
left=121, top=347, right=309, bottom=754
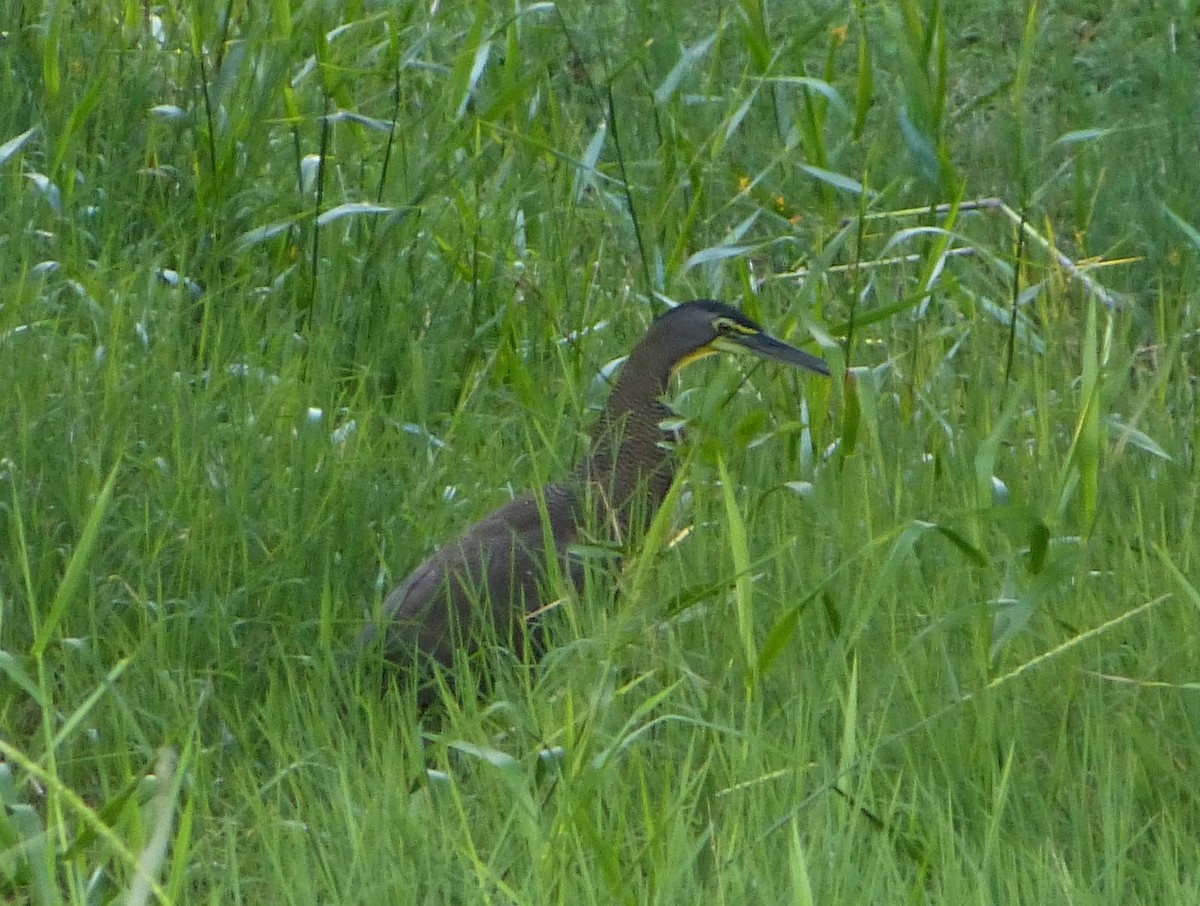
left=605, top=338, right=677, bottom=421
left=576, top=335, right=682, bottom=540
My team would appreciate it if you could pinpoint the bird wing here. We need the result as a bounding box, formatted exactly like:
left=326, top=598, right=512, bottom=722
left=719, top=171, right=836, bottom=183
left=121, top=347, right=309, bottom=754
left=373, top=484, right=584, bottom=667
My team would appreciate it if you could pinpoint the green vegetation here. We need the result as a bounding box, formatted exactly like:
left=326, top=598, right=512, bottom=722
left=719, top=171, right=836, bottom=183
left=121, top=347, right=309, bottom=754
left=2, top=0, right=1198, bottom=902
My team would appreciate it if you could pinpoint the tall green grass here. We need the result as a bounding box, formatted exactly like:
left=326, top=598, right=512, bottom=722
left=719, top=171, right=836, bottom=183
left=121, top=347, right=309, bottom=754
left=2, top=1, right=1198, bottom=902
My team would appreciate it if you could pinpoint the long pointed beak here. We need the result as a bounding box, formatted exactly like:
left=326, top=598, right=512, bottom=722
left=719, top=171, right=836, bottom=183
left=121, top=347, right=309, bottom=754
left=716, top=331, right=831, bottom=376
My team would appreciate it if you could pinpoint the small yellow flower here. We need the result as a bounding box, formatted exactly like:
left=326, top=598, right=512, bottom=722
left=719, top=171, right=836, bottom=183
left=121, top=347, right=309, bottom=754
left=831, top=25, right=849, bottom=46
left=738, top=176, right=751, bottom=192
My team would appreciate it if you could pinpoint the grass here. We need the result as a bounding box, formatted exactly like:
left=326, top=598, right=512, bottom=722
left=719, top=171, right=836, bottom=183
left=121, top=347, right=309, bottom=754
left=2, top=0, right=1199, bottom=902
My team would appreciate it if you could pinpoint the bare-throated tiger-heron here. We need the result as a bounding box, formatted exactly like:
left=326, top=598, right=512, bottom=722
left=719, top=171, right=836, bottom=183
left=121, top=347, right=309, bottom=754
left=358, top=300, right=830, bottom=703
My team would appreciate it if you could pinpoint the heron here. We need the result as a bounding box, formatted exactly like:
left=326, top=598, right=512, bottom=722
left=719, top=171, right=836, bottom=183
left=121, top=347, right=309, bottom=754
left=358, top=300, right=830, bottom=704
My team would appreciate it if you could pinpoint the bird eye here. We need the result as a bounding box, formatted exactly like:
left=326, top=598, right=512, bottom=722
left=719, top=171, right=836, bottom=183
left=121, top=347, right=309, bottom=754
left=714, top=316, right=753, bottom=337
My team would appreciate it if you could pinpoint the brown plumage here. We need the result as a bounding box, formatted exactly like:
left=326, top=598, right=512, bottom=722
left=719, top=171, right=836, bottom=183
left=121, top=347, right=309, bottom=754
left=358, top=300, right=829, bottom=703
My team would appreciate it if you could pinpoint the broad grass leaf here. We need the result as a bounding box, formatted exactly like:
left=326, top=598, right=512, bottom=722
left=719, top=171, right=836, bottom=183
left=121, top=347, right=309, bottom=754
left=654, top=33, right=718, bottom=105
left=316, top=202, right=401, bottom=226
left=0, top=127, right=38, bottom=166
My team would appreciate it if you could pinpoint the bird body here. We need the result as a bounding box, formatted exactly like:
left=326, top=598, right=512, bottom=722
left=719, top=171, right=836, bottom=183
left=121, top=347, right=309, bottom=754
left=360, top=300, right=829, bottom=702
left=363, top=484, right=584, bottom=670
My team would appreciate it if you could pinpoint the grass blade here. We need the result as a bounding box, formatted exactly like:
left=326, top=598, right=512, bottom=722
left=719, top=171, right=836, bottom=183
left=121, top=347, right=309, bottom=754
left=32, top=461, right=121, bottom=659
left=718, top=454, right=755, bottom=685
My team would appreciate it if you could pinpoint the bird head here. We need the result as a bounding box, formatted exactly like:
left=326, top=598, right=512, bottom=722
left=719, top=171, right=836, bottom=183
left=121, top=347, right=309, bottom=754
left=659, top=300, right=830, bottom=377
